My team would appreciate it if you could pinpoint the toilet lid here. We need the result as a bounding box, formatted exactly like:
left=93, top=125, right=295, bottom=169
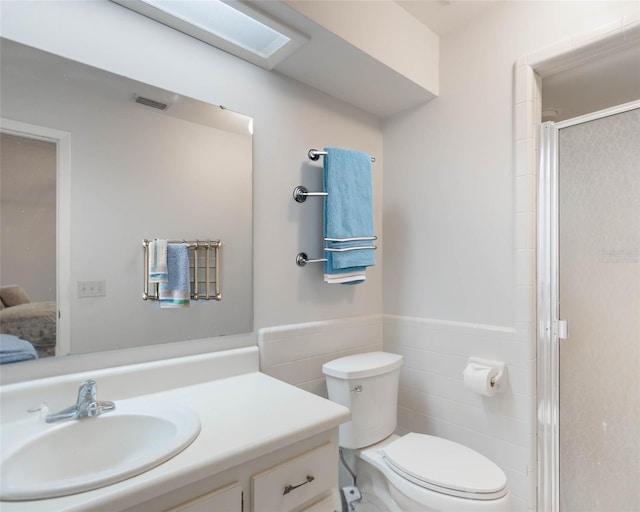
left=322, top=352, right=403, bottom=379
left=381, top=433, right=508, bottom=500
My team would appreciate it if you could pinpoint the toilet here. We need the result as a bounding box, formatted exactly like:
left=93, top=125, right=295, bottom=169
left=323, top=352, right=511, bottom=512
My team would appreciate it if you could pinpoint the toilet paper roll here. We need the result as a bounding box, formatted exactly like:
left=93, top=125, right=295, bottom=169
left=463, top=363, right=498, bottom=397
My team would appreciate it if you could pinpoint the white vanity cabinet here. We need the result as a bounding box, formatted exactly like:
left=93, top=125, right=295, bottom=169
left=167, top=482, right=242, bottom=512
left=0, top=351, right=349, bottom=512
left=251, top=443, right=336, bottom=512
left=300, top=496, right=335, bottom=512
left=129, top=433, right=341, bottom=512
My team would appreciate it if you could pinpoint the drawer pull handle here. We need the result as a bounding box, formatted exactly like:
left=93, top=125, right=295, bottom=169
left=283, top=475, right=315, bottom=495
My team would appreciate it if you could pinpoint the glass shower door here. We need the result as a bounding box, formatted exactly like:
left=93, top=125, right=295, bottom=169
left=557, top=107, right=639, bottom=511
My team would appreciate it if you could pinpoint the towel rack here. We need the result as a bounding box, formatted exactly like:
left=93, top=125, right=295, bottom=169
left=143, top=239, right=221, bottom=301
left=308, top=148, right=376, bottom=163
left=296, top=148, right=377, bottom=267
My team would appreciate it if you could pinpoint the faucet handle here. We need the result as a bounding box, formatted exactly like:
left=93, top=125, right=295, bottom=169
left=77, top=380, right=97, bottom=402
left=27, top=402, right=50, bottom=419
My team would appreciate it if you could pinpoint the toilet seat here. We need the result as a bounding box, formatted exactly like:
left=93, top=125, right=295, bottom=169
left=381, top=433, right=508, bottom=501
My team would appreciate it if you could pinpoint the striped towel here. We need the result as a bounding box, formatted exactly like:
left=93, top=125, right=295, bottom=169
left=148, top=239, right=168, bottom=283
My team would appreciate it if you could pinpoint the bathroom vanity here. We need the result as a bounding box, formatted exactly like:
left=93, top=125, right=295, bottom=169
left=0, top=347, right=350, bottom=511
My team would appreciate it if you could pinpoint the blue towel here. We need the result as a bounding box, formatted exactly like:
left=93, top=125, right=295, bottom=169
left=159, top=244, right=191, bottom=308
left=323, top=147, right=375, bottom=284
left=0, top=334, right=38, bottom=364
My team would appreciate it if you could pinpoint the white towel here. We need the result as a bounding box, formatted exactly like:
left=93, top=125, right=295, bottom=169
left=148, top=239, right=168, bottom=283
left=324, top=270, right=367, bottom=284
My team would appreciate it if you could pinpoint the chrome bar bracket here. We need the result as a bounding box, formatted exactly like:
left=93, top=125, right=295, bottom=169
left=296, top=252, right=327, bottom=267
left=293, top=185, right=327, bottom=203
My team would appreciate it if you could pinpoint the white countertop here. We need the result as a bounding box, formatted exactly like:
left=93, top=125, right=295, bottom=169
left=0, top=370, right=350, bottom=511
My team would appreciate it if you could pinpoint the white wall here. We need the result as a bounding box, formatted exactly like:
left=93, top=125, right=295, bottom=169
left=383, top=2, right=640, bottom=511
left=0, top=0, right=383, bottom=380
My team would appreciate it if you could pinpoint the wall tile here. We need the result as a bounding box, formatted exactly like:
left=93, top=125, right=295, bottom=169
left=515, top=174, right=536, bottom=214
left=384, top=315, right=532, bottom=506
left=258, top=315, right=383, bottom=393
left=527, top=37, right=572, bottom=67
left=515, top=249, right=535, bottom=287
left=515, top=286, right=535, bottom=324
left=515, top=137, right=536, bottom=177
left=515, top=64, right=535, bottom=104
left=515, top=101, right=535, bottom=140
left=514, top=213, right=536, bottom=250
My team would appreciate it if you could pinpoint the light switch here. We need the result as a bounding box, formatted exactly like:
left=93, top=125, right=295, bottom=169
left=78, top=280, right=106, bottom=298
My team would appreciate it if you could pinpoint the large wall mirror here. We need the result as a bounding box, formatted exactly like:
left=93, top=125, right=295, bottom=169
left=0, top=39, right=253, bottom=365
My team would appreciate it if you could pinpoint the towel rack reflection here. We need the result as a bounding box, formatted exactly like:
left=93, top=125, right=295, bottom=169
left=142, top=239, right=221, bottom=301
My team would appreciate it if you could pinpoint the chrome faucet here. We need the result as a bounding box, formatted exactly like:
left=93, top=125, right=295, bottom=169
left=45, top=380, right=116, bottom=423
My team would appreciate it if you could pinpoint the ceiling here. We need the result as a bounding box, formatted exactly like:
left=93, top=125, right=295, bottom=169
left=396, top=0, right=640, bottom=121
left=396, top=0, right=499, bottom=35
left=263, top=1, right=639, bottom=119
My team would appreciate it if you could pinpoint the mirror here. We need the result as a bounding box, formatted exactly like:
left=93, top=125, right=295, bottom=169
left=0, top=39, right=253, bottom=364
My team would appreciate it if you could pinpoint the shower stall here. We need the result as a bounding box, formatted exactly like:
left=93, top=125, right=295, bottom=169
left=538, top=101, right=640, bottom=512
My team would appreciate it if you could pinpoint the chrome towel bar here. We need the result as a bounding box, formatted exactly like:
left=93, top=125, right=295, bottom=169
left=293, top=185, right=327, bottom=203
left=308, top=148, right=376, bottom=163
left=296, top=237, right=377, bottom=267
left=325, top=236, right=376, bottom=242
left=325, top=245, right=377, bottom=253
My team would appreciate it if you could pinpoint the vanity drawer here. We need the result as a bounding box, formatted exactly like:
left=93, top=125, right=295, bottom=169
left=252, top=442, right=337, bottom=512
left=300, top=495, right=336, bottom=512
left=167, top=482, right=242, bottom=512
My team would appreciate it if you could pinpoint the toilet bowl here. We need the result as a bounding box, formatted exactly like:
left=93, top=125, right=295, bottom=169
left=323, top=352, right=511, bottom=511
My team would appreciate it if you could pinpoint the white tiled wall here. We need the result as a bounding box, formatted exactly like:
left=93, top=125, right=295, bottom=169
left=383, top=314, right=532, bottom=511
left=259, top=314, right=531, bottom=510
left=258, top=315, right=383, bottom=397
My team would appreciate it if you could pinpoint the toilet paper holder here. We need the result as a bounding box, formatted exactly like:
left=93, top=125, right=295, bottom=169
left=465, top=357, right=507, bottom=393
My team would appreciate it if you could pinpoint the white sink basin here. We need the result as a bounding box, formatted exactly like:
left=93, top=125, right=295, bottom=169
left=0, top=400, right=200, bottom=500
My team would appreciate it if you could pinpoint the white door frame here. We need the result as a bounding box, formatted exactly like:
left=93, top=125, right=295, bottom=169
left=536, top=99, right=640, bottom=512
left=0, top=118, right=71, bottom=357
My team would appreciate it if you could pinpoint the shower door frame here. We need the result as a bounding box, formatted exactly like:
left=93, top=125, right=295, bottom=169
left=536, top=99, right=640, bottom=512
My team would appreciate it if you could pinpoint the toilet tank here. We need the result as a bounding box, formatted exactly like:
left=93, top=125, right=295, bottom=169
left=323, top=352, right=403, bottom=449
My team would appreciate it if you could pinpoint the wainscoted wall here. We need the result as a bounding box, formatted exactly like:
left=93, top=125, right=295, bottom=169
left=259, top=314, right=532, bottom=509
left=383, top=314, right=532, bottom=511
left=258, top=315, right=382, bottom=397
